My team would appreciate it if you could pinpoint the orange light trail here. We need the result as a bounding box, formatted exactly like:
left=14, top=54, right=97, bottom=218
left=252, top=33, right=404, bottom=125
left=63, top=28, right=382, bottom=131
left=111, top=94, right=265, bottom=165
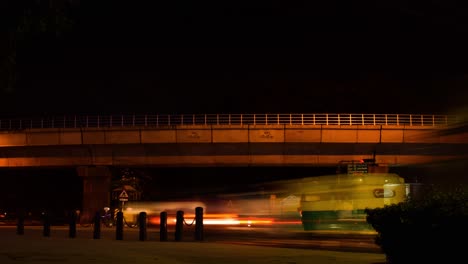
left=146, top=213, right=301, bottom=226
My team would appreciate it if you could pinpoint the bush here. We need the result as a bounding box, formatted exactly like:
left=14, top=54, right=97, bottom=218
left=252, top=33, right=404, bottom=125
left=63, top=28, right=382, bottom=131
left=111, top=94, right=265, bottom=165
left=365, top=186, right=468, bottom=264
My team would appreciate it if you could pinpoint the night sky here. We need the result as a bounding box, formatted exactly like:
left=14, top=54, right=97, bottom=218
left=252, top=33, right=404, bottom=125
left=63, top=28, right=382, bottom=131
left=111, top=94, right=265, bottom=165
left=1, top=0, right=467, bottom=117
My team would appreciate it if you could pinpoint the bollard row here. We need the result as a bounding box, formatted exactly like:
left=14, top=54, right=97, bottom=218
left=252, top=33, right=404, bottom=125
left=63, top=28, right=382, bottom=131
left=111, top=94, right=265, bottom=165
left=15, top=207, right=204, bottom=242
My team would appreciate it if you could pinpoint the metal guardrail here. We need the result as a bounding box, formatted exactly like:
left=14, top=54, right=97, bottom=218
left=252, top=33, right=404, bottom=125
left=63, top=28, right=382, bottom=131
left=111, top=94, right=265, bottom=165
left=0, top=114, right=461, bottom=130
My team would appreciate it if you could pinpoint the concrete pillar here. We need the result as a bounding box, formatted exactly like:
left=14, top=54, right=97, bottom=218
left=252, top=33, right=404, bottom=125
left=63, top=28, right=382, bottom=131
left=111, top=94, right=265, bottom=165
left=76, top=166, right=112, bottom=223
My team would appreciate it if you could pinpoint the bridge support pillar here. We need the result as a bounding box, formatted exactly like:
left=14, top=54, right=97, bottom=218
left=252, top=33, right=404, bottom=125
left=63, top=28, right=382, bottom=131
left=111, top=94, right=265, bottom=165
left=76, top=166, right=111, bottom=224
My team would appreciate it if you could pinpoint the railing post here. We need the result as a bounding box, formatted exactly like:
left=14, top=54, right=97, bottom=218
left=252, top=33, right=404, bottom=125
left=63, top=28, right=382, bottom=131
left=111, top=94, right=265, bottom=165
left=217, top=114, right=219, bottom=125
left=175, top=210, right=184, bottom=241
left=168, top=115, right=171, bottom=126
left=229, top=114, right=231, bottom=125
left=397, top=114, right=399, bottom=126
left=69, top=210, right=77, bottom=238
left=313, top=114, right=316, bottom=125
left=421, top=115, right=423, bottom=126
left=195, top=207, right=203, bottom=241
left=193, top=114, right=195, bottom=125
left=43, top=211, right=51, bottom=237
left=240, top=114, right=243, bottom=125
left=116, top=211, right=123, bottom=240
left=160, top=212, right=168, bottom=241
left=410, top=115, right=412, bottom=126
left=138, top=212, right=147, bottom=241
left=373, top=114, right=376, bottom=126
left=290, top=114, right=292, bottom=125
left=277, top=114, right=280, bottom=125
left=16, top=209, right=25, bottom=235
left=121, top=115, right=124, bottom=127
left=157, top=115, right=159, bottom=126
left=93, top=211, right=101, bottom=239
left=385, top=114, right=388, bottom=125
left=326, top=114, right=328, bottom=125
left=301, top=114, right=304, bottom=125
left=181, top=114, right=184, bottom=125
left=253, top=114, right=256, bottom=125
left=432, top=115, right=435, bottom=126
left=362, top=114, right=364, bottom=125
left=265, top=114, right=268, bottom=125
left=338, top=114, right=340, bottom=126
left=204, top=114, right=207, bottom=125
left=349, top=114, right=352, bottom=125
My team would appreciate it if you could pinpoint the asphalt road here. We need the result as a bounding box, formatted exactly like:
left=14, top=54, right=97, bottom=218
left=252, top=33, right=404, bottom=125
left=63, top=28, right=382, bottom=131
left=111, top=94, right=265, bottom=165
left=0, top=224, right=382, bottom=253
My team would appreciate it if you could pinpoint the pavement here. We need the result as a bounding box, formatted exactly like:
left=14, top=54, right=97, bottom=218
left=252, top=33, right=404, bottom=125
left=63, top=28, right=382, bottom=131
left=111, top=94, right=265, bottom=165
left=0, top=226, right=387, bottom=264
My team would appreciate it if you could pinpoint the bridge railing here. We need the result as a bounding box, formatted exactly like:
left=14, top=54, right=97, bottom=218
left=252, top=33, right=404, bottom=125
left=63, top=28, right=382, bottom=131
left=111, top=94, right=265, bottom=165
left=0, top=114, right=461, bottom=130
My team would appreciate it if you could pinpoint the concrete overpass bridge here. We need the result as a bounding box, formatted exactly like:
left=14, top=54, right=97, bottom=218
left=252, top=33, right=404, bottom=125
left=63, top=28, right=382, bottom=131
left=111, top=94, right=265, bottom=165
left=0, top=113, right=466, bottom=167
left=1, top=113, right=467, bottom=220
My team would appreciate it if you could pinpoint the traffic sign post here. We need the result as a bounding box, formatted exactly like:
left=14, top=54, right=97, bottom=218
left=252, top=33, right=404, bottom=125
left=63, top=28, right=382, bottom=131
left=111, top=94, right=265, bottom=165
left=119, top=190, right=129, bottom=211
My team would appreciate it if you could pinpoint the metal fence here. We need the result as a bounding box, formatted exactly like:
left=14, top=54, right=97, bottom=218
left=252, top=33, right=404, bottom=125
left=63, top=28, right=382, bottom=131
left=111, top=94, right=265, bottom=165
left=0, top=114, right=461, bottom=130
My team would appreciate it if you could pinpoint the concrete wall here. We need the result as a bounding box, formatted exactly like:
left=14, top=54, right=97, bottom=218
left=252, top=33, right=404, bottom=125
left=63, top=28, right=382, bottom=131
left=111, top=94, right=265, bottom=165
left=0, top=125, right=466, bottom=167
left=212, top=125, right=249, bottom=143
left=1, top=125, right=464, bottom=147
left=284, top=126, right=322, bottom=142
left=141, top=129, right=176, bottom=143
left=0, top=142, right=466, bottom=167
left=249, top=125, right=285, bottom=143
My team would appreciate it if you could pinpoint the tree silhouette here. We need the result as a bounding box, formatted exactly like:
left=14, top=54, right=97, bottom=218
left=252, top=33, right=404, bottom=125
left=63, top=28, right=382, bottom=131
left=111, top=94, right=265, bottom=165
left=1, top=0, right=78, bottom=94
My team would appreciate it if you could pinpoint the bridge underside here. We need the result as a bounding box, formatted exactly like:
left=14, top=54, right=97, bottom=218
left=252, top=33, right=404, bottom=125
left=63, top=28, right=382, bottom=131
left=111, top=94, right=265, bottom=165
left=0, top=143, right=466, bottom=167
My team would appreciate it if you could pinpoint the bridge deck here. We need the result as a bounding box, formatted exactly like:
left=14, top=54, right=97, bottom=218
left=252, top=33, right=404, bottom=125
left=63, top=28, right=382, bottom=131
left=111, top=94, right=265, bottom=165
left=1, top=114, right=466, bottom=167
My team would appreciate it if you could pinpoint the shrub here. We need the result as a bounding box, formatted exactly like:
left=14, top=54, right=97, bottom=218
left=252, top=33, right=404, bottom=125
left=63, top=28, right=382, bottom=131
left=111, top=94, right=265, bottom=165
left=365, top=186, right=468, bottom=264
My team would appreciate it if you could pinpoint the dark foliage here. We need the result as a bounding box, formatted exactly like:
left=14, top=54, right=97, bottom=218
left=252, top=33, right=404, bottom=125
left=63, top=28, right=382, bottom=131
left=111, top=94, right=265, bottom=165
left=365, top=186, right=468, bottom=263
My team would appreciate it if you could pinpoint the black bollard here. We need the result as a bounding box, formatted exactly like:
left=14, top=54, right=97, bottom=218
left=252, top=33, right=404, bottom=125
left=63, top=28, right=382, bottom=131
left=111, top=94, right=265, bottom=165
left=195, top=206, right=204, bottom=241
left=116, top=211, right=123, bottom=240
left=69, top=210, right=77, bottom=238
left=93, top=211, right=101, bottom=239
left=43, top=212, right=50, bottom=237
left=175, top=210, right=184, bottom=241
left=16, top=209, right=25, bottom=235
left=138, top=212, right=147, bottom=241
left=160, top=212, right=168, bottom=241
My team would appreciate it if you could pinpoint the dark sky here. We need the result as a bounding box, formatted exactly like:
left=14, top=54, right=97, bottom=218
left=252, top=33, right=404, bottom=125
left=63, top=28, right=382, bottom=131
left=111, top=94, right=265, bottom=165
left=1, top=0, right=468, bottom=116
